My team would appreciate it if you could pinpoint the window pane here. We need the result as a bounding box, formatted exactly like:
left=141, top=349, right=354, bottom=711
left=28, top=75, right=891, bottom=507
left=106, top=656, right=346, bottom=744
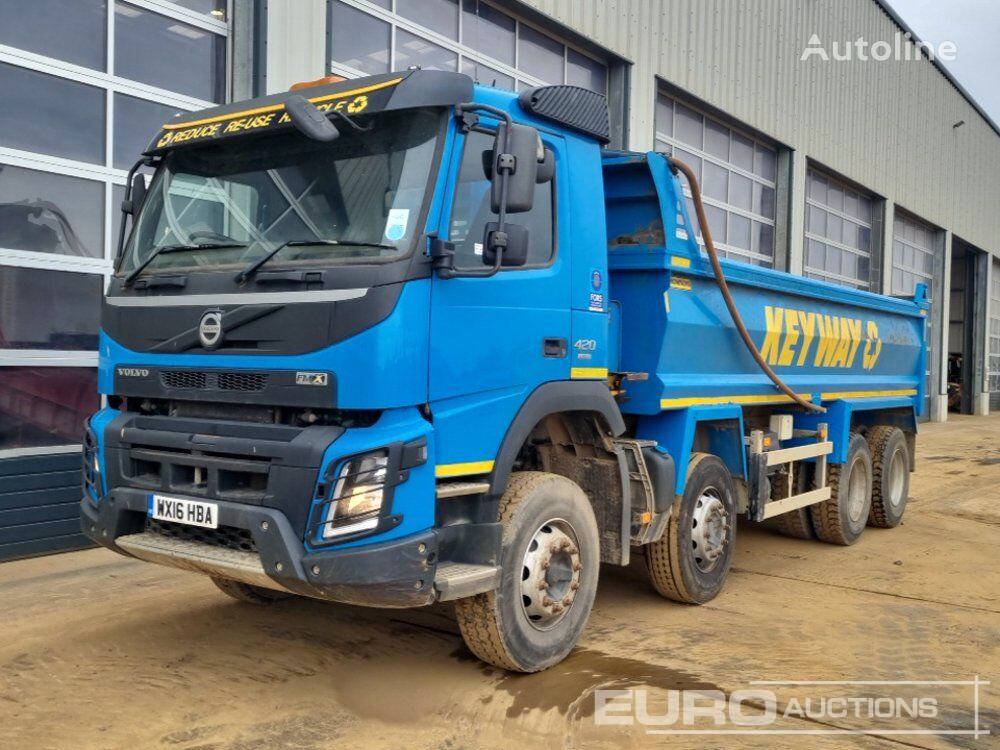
left=0, top=164, right=104, bottom=258
left=0, top=63, right=105, bottom=164
left=704, top=119, right=729, bottom=160
left=728, top=213, right=751, bottom=250
left=674, top=102, right=702, bottom=148
left=449, top=130, right=553, bottom=267
left=730, top=131, right=754, bottom=171
left=702, top=161, right=728, bottom=202
left=114, top=2, right=225, bottom=102
left=0, top=267, right=102, bottom=350
left=462, top=0, right=515, bottom=66
left=114, top=94, right=182, bottom=169
left=705, top=204, right=727, bottom=243
left=754, top=183, right=775, bottom=218
left=328, top=1, right=390, bottom=75
left=166, top=0, right=228, bottom=17
left=0, top=367, right=99, bottom=450
left=754, top=143, right=776, bottom=181
left=0, top=0, right=106, bottom=70
left=728, top=172, right=752, bottom=211
left=655, top=96, right=673, bottom=137
left=395, top=30, right=457, bottom=72
left=398, top=0, right=458, bottom=39
left=755, top=221, right=775, bottom=256
left=461, top=59, right=514, bottom=90
left=566, top=49, right=607, bottom=94
left=518, top=25, right=564, bottom=83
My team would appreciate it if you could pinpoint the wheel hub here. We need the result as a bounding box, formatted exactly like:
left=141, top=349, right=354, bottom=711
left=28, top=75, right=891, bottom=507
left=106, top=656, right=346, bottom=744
left=888, top=449, right=906, bottom=508
left=691, top=490, right=729, bottom=572
left=847, top=456, right=868, bottom=522
left=519, top=519, right=582, bottom=630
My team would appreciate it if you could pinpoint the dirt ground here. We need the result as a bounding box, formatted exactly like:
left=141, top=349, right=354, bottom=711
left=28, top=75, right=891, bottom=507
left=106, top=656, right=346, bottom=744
left=1, top=416, right=997, bottom=750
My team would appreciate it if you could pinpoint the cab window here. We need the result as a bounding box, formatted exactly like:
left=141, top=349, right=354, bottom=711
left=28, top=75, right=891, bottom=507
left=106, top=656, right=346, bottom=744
left=448, top=129, right=554, bottom=269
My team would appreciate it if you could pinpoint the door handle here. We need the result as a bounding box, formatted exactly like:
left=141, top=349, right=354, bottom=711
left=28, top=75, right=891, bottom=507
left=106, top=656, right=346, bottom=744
left=543, top=337, right=567, bottom=358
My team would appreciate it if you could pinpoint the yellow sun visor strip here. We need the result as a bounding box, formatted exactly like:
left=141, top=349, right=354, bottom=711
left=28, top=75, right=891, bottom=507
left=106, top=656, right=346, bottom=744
left=151, top=77, right=406, bottom=150
left=161, top=78, right=404, bottom=131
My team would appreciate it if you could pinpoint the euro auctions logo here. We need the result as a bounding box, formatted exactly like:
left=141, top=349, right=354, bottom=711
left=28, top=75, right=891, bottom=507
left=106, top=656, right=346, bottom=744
left=801, top=32, right=957, bottom=62
left=594, top=678, right=990, bottom=738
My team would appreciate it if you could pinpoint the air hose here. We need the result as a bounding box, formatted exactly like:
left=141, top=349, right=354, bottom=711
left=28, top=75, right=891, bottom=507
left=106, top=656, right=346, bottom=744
left=668, top=156, right=825, bottom=414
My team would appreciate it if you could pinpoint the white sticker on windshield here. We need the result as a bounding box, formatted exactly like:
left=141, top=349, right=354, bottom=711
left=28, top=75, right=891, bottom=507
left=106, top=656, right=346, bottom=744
left=384, top=208, right=410, bottom=242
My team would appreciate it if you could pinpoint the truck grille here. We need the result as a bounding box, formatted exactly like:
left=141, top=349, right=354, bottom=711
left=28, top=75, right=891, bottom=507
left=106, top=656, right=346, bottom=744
left=127, top=445, right=271, bottom=502
left=161, top=370, right=269, bottom=392
left=145, top=518, right=257, bottom=553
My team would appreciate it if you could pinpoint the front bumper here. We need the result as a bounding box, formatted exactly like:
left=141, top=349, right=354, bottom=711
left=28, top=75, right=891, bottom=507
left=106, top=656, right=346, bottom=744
left=81, top=488, right=438, bottom=608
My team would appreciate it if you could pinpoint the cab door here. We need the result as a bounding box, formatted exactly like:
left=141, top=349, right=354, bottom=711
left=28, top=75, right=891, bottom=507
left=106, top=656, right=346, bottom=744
left=428, top=122, right=570, bottom=472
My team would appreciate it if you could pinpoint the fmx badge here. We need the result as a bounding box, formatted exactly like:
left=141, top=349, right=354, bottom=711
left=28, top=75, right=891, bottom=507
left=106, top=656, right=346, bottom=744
left=296, top=372, right=329, bottom=386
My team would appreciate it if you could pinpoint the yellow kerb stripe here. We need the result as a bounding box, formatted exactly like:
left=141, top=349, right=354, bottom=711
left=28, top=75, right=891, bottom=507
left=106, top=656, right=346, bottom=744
left=661, top=393, right=812, bottom=408
left=571, top=367, right=609, bottom=379
left=435, top=460, right=495, bottom=478
left=820, top=389, right=918, bottom=400
left=660, top=388, right=918, bottom=409
left=161, top=78, right=405, bottom=130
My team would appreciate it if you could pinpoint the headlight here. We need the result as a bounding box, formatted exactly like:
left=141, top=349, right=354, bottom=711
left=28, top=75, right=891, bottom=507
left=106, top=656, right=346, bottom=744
left=83, top=425, right=101, bottom=501
left=321, top=451, right=389, bottom=539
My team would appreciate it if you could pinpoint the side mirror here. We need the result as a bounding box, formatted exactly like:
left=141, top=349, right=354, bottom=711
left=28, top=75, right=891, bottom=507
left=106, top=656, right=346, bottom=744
left=483, top=222, right=528, bottom=267
left=285, top=94, right=340, bottom=142
left=128, top=172, right=147, bottom=215
left=536, top=147, right=555, bottom=183
left=490, top=122, right=540, bottom=214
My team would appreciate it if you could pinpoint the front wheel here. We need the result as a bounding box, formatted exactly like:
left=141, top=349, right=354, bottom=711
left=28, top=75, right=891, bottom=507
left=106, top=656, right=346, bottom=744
left=645, top=453, right=737, bottom=604
left=455, top=472, right=600, bottom=673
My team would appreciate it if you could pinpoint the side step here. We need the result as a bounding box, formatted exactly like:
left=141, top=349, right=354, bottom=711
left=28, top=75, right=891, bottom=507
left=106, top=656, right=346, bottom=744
left=436, top=481, right=490, bottom=499
left=434, top=562, right=499, bottom=601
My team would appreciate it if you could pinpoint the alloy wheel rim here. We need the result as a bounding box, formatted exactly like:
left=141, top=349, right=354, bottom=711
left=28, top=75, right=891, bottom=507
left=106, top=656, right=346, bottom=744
left=519, top=519, right=582, bottom=630
left=691, top=488, right=729, bottom=572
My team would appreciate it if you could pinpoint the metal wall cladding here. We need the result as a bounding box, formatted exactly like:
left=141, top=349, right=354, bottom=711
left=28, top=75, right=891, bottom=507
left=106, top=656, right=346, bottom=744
left=523, top=0, right=1000, bottom=256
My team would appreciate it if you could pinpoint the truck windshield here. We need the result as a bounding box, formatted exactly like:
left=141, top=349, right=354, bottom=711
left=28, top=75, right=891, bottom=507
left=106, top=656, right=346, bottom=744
left=119, top=108, right=443, bottom=277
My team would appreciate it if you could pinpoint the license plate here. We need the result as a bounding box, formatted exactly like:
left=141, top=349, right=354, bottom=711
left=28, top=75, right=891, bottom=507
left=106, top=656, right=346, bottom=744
left=148, top=494, right=218, bottom=529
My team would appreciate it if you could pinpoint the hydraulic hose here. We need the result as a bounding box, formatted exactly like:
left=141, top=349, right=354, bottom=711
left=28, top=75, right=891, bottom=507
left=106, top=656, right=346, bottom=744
left=668, top=156, right=825, bottom=414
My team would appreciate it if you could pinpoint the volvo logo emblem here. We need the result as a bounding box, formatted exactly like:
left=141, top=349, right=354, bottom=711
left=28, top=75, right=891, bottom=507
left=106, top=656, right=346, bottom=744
left=199, top=310, right=223, bottom=350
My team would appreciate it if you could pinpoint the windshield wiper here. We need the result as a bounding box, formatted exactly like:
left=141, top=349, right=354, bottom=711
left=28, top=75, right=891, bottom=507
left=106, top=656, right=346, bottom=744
left=236, top=239, right=396, bottom=284
left=124, top=242, right=246, bottom=286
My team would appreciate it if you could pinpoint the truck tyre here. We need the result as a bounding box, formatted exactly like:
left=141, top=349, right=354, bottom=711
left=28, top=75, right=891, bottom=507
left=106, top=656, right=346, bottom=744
left=645, top=453, right=736, bottom=604
left=867, top=426, right=910, bottom=528
left=770, top=464, right=815, bottom=540
left=810, top=432, right=872, bottom=545
left=454, top=471, right=600, bottom=673
left=211, top=577, right=291, bottom=603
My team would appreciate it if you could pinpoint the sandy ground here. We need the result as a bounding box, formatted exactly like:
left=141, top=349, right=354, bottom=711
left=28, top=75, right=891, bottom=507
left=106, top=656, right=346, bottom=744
left=1, top=415, right=997, bottom=750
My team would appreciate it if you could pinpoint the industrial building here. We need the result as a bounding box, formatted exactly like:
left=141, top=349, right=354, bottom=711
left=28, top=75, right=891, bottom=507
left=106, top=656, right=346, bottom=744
left=1, top=0, right=998, bottom=560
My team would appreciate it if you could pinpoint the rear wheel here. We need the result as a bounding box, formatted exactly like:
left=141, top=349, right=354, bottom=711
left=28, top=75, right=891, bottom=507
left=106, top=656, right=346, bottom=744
left=211, top=577, right=291, bottom=604
left=645, top=453, right=736, bottom=604
left=770, top=464, right=815, bottom=540
left=455, top=472, right=600, bottom=673
left=810, top=432, right=872, bottom=545
left=867, top=426, right=910, bottom=528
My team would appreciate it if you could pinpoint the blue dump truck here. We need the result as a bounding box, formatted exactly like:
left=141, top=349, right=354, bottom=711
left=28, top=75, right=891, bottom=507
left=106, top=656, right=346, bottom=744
left=81, top=70, right=926, bottom=672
